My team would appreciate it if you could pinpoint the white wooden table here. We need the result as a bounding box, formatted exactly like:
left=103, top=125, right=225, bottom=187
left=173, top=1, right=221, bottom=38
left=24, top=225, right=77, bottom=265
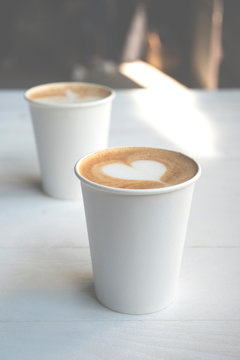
left=0, top=88, right=240, bottom=359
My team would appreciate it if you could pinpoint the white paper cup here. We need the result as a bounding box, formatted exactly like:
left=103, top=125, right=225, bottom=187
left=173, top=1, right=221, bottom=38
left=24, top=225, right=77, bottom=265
left=25, top=82, right=115, bottom=200
left=75, top=147, right=201, bottom=314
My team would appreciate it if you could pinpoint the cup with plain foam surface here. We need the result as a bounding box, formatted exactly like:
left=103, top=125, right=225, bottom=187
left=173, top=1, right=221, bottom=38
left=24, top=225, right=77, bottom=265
left=25, top=82, right=115, bottom=200
left=75, top=146, right=201, bottom=314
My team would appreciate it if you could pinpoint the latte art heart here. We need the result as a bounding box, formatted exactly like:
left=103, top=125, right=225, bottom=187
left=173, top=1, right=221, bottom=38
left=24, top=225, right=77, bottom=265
left=78, top=147, right=199, bottom=190
left=102, top=160, right=166, bottom=182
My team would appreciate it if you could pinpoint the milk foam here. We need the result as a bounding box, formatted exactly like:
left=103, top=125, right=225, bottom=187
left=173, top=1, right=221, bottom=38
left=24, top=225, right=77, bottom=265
left=27, top=83, right=112, bottom=105
left=102, top=160, right=166, bottom=182
left=78, top=147, right=199, bottom=190
left=34, top=90, right=101, bottom=104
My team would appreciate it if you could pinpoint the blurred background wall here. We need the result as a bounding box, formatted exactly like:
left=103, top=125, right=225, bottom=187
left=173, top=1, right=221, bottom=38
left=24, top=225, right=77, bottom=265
left=0, top=0, right=239, bottom=89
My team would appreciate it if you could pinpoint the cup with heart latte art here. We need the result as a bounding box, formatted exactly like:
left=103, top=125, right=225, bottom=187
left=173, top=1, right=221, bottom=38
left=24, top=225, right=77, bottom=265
left=75, top=146, right=201, bottom=314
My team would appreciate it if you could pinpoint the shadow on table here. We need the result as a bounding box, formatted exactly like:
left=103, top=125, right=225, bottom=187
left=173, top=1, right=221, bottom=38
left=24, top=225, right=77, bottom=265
left=0, top=155, right=43, bottom=197
left=0, top=247, right=109, bottom=320
left=0, top=174, right=43, bottom=198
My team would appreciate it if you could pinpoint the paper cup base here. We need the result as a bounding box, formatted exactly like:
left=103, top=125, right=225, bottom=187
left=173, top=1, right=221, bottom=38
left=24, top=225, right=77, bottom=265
left=42, top=181, right=82, bottom=201
left=95, top=290, right=176, bottom=315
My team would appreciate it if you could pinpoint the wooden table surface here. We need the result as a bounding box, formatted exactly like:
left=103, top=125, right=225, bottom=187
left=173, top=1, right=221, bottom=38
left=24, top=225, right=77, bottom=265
left=0, top=88, right=240, bottom=359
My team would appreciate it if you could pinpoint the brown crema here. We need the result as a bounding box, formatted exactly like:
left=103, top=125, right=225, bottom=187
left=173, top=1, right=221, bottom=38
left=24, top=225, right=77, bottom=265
left=78, top=147, right=199, bottom=190
left=26, top=83, right=111, bottom=103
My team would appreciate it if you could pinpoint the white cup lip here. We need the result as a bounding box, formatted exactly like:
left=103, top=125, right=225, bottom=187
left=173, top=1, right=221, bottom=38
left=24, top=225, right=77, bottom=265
left=74, top=146, right=201, bottom=196
left=24, top=81, right=115, bottom=108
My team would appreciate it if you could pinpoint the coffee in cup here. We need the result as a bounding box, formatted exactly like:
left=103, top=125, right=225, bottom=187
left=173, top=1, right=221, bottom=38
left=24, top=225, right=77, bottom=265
left=78, top=147, right=198, bottom=190
left=27, top=82, right=111, bottom=105
left=25, top=82, right=115, bottom=200
left=75, top=147, right=200, bottom=314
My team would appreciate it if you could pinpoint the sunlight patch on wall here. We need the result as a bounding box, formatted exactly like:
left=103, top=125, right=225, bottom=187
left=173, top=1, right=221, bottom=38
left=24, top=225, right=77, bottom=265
left=119, top=61, right=185, bottom=91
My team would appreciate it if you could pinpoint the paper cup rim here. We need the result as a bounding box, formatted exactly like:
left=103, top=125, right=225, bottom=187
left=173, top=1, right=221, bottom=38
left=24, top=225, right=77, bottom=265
left=24, top=82, right=115, bottom=108
left=74, top=147, right=201, bottom=196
